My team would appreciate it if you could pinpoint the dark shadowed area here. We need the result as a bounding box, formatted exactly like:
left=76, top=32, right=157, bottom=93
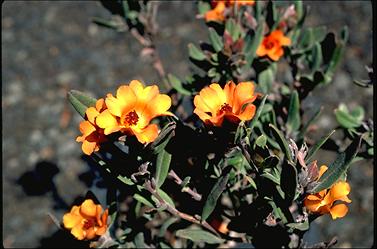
left=2, top=1, right=373, bottom=248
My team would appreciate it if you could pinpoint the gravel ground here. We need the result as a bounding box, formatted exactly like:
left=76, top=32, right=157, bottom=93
left=2, top=1, right=373, bottom=248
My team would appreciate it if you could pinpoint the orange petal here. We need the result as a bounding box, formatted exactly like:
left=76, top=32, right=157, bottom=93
left=101, top=209, right=109, bottom=227
left=318, top=165, right=328, bottom=178
left=338, top=195, right=352, bottom=203
left=71, top=224, right=85, bottom=240
left=209, top=83, right=227, bottom=104
left=105, top=93, right=123, bottom=117
left=95, top=98, right=106, bottom=112
left=224, top=81, right=236, bottom=106
left=96, top=109, right=120, bottom=135
left=304, top=198, right=322, bottom=212
left=306, top=194, right=322, bottom=201
left=81, top=140, right=98, bottom=155
left=267, top=49, right=281, bottom=61
left=209, top=112, right=226, bottom=127
left=280, top=36, right=291, bottom=46
left=233, top=82, right=256, bottom=113
left=116, top=85, right=137, bottom=107
left=63, top=212, right=82, bottom=229
left=86, top=107, right=100, bottom=124
left=330, top=181, right=351, bottom=200
left=96, top=226, right=107, bottom=236
left=129, top=80, right=144, bottom=95
left=85, top=227, right=97, bottom=240
left=77, top=121, right=96, bottom=139
left=256, top=43, right=267, bottom=57
left=142, top=94, right=172, bottom=123
left=133, top=124, right=159, bottom=144
left=194, top=95, right=212, bottom=113
left=329, top=203, right=348, bottom=219
left=199, top=86, right=223, bottom=113
left=80, top=199, right=97, bottom=218
left=95, top=205, right=103, bottom=226
left=194, top=108, right=212, bottom=123
left=236, top=104, right=256, bottom=121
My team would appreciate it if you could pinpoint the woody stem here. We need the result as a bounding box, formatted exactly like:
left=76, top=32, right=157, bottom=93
left=168, top=170, right=202, bottom=201
left=144, top=180, right=220, bottom=236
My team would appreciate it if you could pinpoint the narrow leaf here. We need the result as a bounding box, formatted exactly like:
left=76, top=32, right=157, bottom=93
left=188, top=43, right=206, bottom=61
left=168, top=74, right=191, bottom=96
left=244, top=21, right=264, bottom=66
left=208, top=27, right=223, bottom=52
left=201, top=174, right=229, bottom=222
left=305, top=130, right=336, bottom=163
left=269, top=124, right=293, bottom=162
left=258, top=68, right=274, bottom=94
left=280, top=162, right=297, bottom=203
left=286, top=90, right=301, bottom=133
left=249, top=94, right=268, bottom=131
left=176, top=228, right=224, bottom=244
left=309, top=136, right=362, bottom=193
left=155, top=150, right=172, bottom=188
left=67, top=90, right=97, bottom=118
left=134, top=193, right=154, bottom=208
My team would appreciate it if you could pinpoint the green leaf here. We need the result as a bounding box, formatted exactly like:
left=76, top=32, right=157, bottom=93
left=286, top=220, right=309, bottom=231
left=92, top=17, right=119, bottom=30
left=269, top=124, right=293, bottom=162
left=280, top=162, right=297, bottom=203
left=248, top=94, right=268, bottom=131
left=201, top=174, right=229, bottom=222
left=334, top=104, right=363, bottom=129
left=157, top=188, right=175, bottom=208
left=175, top=228, right=224, bottom=244
left=225, top=19, right=241, bottom=42
left=208, top=28, right=223, bottom=52
left=286, top=90, right=301, bottom=134
left=266, top=0, right=277, bottom=29
left=258, top=68, right=274, bottom=94
left=309, top=136, right=362, bottom=193
left=198, top=1, right=211, bottom=15
left=151, top=122, right=176, bottom=154
left=305, top=130, right=336, bottom=164
left=134, top=193, right=154, bottom=208
left=106, top=187, right=118, bottom=229
left=155, top=150, right=172, bottom=189
left=134, top=232, right=146, bottom=248
left=167, top=74, right=191, bottom=96
left=297, top=106, right=323, bottom=140
left=159, top=217, right=179, bottom=237
left=118, top=175, right=135, bottom=185
left=310, top=42, right=323, bottom=73
left=188, top=43, right=206, bottom=61
left=255, top=134, right=267, bottom=148
left=294, top=1, right=303, bottom=23
left=244, top=21, right=264, bottom=66
left=67, top=90, right=97, bottom=118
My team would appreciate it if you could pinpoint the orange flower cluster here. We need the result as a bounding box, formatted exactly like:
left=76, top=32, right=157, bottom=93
left=304, top=165, right=352, bottom=219
left=76, top=80, right=172, bottom=155
left=193, top=81, right=258, bottom=126
left=63, top=199, right=109, bottom=240
left=205, top=0, right=255, bottom=23
left=76, top=99, right=107, bottom=155
left=256, top=30, right=291, bottom=61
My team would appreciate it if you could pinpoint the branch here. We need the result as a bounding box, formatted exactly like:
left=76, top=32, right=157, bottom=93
left=144, top=180, right=219, bottom=236
left=168, top=170, right=202, bottom=201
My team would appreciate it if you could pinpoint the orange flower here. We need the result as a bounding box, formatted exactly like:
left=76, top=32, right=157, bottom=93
left=256, top=30, right=291, bottom=61
left=304, top=165, right=352, bottom=220
left=76, top=98, right=107, bottom=155
left=229, top=0, right=255, bottom=7
left=96, top=80, right=172, bottom=144
left=205, top=1, right=226, bottom=22
left=193, top=81, right=258, bottom=126
left=63, top=199, right=109, bottom=240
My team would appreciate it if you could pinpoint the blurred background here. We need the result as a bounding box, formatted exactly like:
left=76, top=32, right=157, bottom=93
left=2, top=1, right=373, bottom=248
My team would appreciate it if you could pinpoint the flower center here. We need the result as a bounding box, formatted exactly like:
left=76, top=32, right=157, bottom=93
left=121, top=110, right=139, bottom=126
left=265, top=40, right=275, bottom=50
left=83, top=219, right=95, bottom=229
left=218, top=103, right=232, bottom=115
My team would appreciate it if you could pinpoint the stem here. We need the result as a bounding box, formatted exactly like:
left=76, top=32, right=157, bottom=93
left=144, top=180, right=219, bottom=236
left=168, top=170, right=202, bottom=201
